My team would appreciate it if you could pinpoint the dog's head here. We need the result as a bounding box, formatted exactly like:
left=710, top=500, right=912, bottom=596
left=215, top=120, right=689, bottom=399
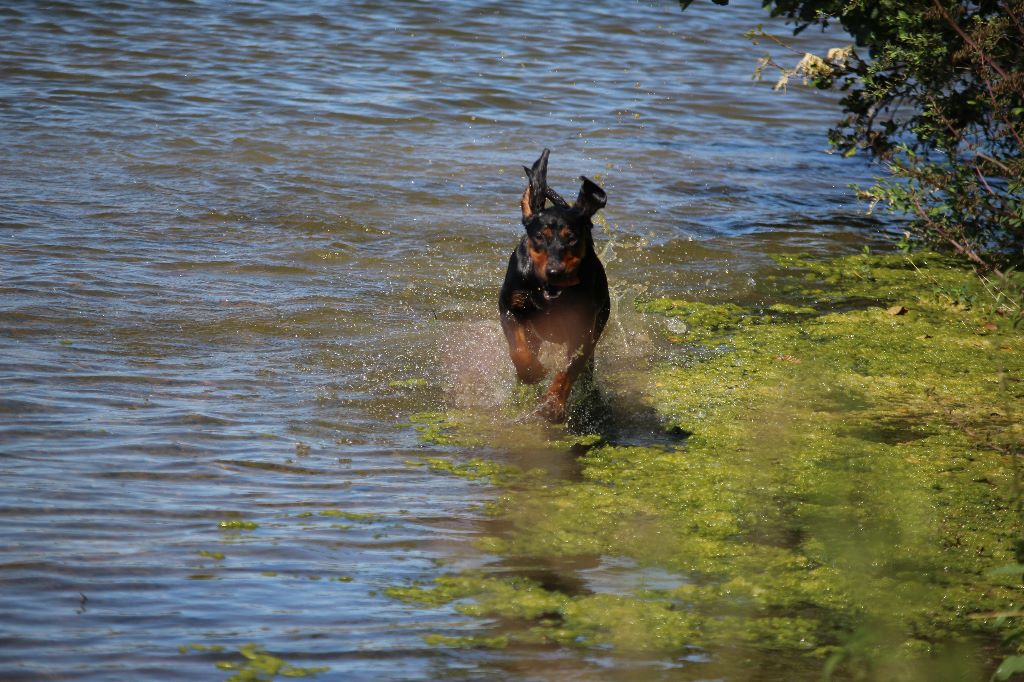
left=520, top=149, right=606, bottom=298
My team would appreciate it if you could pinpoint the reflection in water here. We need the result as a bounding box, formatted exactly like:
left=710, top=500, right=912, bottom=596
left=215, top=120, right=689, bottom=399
left=0, top=0, right=897, bottom=679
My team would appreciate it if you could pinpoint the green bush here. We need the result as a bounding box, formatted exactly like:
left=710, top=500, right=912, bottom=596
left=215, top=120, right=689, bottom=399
left=685, top=0, right=1024, bottom=272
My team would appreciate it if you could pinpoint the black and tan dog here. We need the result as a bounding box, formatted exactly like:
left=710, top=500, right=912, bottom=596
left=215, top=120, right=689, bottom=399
left=498, top=149, right=609, bottom=422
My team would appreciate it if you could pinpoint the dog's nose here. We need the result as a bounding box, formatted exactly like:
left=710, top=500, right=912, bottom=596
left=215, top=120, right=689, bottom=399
left=545, top=263, right=565, bottom=279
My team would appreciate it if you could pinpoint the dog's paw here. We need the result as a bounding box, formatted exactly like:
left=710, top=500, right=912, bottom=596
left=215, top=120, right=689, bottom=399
left=535, top=395, right=567, bottom=423
left=516, top=360, right=547, bottom=385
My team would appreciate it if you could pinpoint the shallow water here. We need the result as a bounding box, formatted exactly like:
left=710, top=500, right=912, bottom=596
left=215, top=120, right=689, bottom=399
left=1, top=1, right=893, bottom=679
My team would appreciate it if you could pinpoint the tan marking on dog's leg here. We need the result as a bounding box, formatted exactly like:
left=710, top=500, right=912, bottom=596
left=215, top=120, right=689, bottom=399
left=538, top=371, right=572, bottom=423
left=509, top=324, right=545, bottom=384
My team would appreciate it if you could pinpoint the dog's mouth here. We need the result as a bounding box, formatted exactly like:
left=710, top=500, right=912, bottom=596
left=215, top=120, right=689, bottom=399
left=541, top=274, right=580, bottom=301
left=542, top=287, right=563, bottom=301
left=542, top=279, right=579, bottom=300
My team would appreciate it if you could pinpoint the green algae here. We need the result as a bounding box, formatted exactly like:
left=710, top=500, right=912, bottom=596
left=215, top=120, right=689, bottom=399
left=550, top=432, right=606, bottom=452
left=767, top=302, right=818, bottom=315
left=407, top=407, right=606, bottom=460
left=393, top=251, right=1024, bottom=678
left=408, top=411, right=482, bottom=447
left=422, top=633, right=509, bottom=649
left=316, top=509, right=379, bottom=522
left=178, top=643, right=225, bottom=654
left=421, top=456, right=530, bottom=484
left=179, top=643, right=328, bottom=681
left=771, top=250, right=1022, bottom=327
left=386, top=573, right=567, bottom=617
left=214, top=644, right=328, bottom=681
left=218, top=520, right=259, bottom=531
left=407, top=409, right=551, bottom=450
left=642, top=298, right=746, bottom=333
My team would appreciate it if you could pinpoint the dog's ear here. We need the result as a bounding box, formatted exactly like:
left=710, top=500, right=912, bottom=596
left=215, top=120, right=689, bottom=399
left=545, top=186, right=570, bottom=210
left=572, top=176, right=607, bottom=219
left=521, top=148, right=550, bottom=222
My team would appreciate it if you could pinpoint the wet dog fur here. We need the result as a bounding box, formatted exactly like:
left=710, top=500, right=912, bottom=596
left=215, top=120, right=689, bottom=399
left=498, top=149, right=609, bottom=422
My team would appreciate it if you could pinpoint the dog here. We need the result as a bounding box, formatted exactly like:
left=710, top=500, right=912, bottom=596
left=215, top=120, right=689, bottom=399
left=498, top=149, right=609, bottom=423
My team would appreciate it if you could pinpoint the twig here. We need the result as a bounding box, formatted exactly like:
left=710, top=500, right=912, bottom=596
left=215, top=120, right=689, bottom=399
left=931, top=0, right=1010, bottom=80
left=977, top=271, right=1023, bottom=313
left=976, top=152, right=1013, bottom=174
left=908, top=194, right=998, bottom=274
left=747, top=26, right=806, bottom=56
left=974, top=163, right=998, bottom=197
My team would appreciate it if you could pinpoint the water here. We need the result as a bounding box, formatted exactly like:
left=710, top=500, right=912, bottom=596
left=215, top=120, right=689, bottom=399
left=0, top=1, right=892, bottom=679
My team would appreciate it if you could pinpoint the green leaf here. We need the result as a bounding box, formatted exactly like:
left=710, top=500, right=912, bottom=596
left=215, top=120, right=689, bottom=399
left=992, top=656, right=1024, bottom=682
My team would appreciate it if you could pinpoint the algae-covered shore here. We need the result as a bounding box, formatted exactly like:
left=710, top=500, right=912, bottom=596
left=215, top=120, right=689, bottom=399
left=394, top=251, right=1023, bottom=680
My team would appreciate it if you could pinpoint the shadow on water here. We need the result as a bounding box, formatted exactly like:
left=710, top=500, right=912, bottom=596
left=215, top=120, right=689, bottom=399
left=564, top=370, right=692, bottom=448
left=432, top=301, right=689, bottom=474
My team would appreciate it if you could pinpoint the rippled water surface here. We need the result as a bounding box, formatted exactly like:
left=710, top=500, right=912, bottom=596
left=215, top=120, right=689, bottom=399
left=1, top=1, right=891, bottom=679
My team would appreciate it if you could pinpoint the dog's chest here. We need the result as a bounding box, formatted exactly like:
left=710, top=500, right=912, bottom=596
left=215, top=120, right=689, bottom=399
left=528, top=296, right=596, bottom=343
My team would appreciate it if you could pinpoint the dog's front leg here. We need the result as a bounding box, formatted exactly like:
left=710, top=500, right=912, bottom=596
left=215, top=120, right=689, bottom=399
left=537, top=331, right=598, bottom=423
left=501, top=314, right=545, bottom=385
